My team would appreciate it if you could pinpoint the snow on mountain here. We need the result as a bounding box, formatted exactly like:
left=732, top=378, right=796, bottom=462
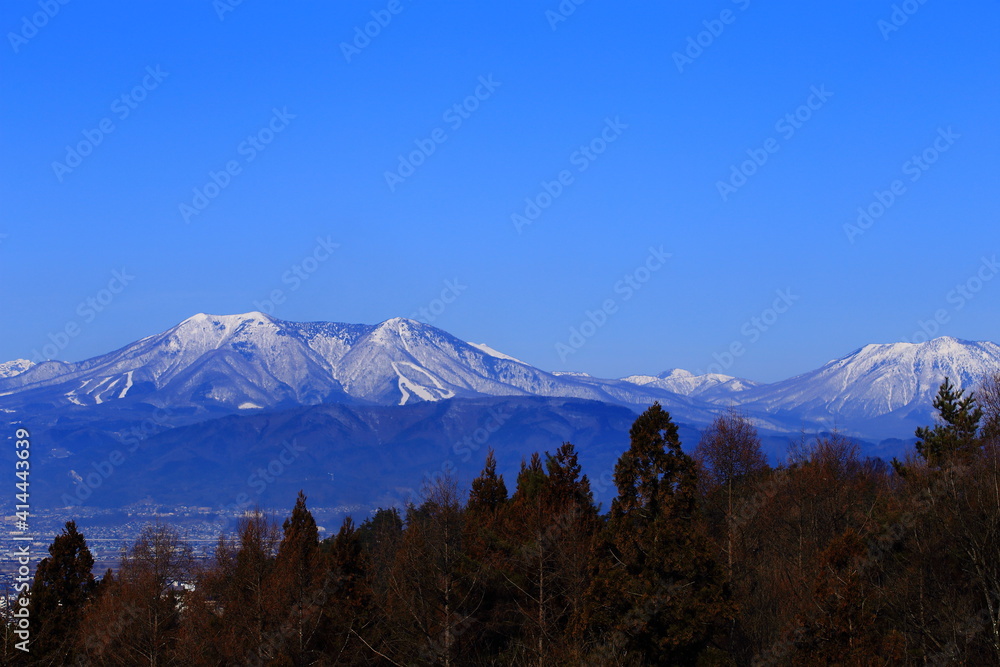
left=2, top=313, right=996, bottom=442
left=0, top=313, right=661, bottom=413
left=620, top=368, right=759, bottom=399
left=328, top=317, right=624, bottom=406
left=0, top=359, right=33, bottom=379
left=734, top=336, right=1000, bottom=436
left=468, top=342, right=527, bottom=365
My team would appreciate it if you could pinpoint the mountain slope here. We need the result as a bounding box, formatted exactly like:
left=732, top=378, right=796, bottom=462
left=0, top=359, right=33, bottom=379
left=2, top=314, right=997, bottom=444
left=620, top=368, right=760, bottom=400
left=27, top=397, right=655, bottom=510
left=734, top=336, right=1000, bottom=437
left=0, top=313, right=697, bottom=418
left=6, top=314, right=1000, bottom=519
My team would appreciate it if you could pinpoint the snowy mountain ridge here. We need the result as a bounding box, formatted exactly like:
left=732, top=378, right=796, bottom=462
left=731, top=337, right=1000, bottom=435
left=1, top=313, right=997, bottom=441
left=619, top=368, right=761, bottom=398
left=0, top=312, right=701, bottom=417
left=0, top=359, right=33, bottom=379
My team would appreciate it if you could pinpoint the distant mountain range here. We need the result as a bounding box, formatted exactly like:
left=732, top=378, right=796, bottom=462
left=0, top=313, right=708, bottom=415
left=2, top=313, right=997, bottom=511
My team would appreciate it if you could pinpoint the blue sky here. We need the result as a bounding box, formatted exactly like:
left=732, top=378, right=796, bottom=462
left=1, top=0, right=997, bottom=382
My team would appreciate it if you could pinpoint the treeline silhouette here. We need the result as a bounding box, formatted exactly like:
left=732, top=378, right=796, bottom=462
left=4, top=376, right=1000, bottom=665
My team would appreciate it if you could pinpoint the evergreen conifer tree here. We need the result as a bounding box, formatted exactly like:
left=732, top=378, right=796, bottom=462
left=603, top=403, right=732, bottom=664
left=29, top=521, right=96, bottom=661
left=915, top=377, right=983, bottom=465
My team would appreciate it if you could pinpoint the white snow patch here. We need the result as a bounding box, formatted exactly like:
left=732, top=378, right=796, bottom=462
left=90, top=377, right=118, bottom=404
left=119, top=371, right=134, bottom=398
left=620, top=374, right=660, bottom=386
left=468, top=342, right=527, bottom=365
left=391, top=361, right=455, bottom=405
left=0, top=359, right=34, bottom=379
left=392, top=363, right=436, bottom=405
left=398, top=361, right=454, bottom=397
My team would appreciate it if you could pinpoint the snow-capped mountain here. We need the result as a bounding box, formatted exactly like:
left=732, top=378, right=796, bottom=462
left=732, top=336, right=1000, bottom=437
left=3, top=314, right=999, bottom=512
left=620, top=368, right=759, bottom=399
left=0, top=359, right=33, bottom=378
left=1, top=314, right=997, bottom=442
left=0, top=312, right=696, bottom=416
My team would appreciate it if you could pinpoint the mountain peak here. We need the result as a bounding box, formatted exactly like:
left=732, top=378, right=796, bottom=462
left=376, top=316, right=420, bottom=328
left=171, top=312, right=279, bottom=345
left=657, top=368, right=695, bottom=379
left=4, top=312, right=997, bottom=443
left=923, top=335, right=973, bottom=351
left=0, top=359, right=34, bottom=379
left=181, top=311, right=273, bottom=326
left=368, top=317, right=421, bottom=344
left=853, top=336, right=990, bottom=359
left=746, top=335, right=1000, bottom=436
left=621, top=368, right=756, bottom=398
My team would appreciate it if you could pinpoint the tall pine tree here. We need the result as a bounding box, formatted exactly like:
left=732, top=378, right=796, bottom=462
left=600, top=403, right=732, bottom=664
left=268, top=491, right=323, bottom=662
left=915, top=377, right=983, bottom=466
left=29, top=521, right=96, bottom=662
left=468, top=448, right=508, bottom=515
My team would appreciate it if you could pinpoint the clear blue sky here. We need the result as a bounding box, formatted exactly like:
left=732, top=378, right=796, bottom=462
left=1, top=1, right=997, bottom=382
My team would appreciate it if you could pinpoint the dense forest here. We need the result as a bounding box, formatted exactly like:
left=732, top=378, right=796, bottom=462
left=4, top=376, right=1000, bottom=666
